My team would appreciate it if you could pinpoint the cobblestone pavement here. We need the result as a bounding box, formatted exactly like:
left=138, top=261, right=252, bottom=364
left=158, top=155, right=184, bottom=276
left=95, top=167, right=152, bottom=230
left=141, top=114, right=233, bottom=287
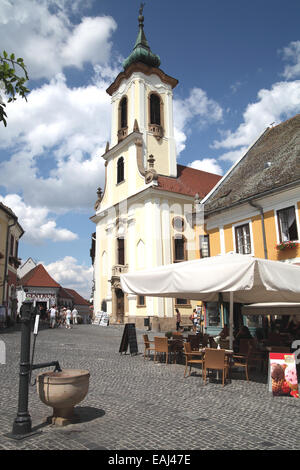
left=0, top=324, right=299, bottom=451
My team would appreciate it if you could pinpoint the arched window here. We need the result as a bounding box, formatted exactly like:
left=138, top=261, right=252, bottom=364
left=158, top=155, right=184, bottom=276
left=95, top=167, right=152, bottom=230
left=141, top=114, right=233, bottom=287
left=150, top=93, right=161, bottom=125
left=117, top=157, right=124, bottom=184
left=120, top=97, right=127, bottom=129
left=173, top=235, right=186, bottom=262
left=117, top=238, right=125, bottom=265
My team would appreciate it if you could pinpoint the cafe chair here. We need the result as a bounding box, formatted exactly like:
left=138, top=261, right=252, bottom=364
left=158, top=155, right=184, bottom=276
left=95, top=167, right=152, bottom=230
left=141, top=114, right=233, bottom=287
left=230, top=352, right=249, bottom=381
left=203, top=348, right=229, bottom=387
left=202, top=334, right=210, bottom=347
left=142, top=334, right=155, bottom=360
left=238, top=338, right=252, bottom=355
left=183, top=342, right=204, bottom=378
left=170, top=338, right=184, bottom=363
left=247, top=341, right=266, bottom=372
left=209, top=337, right=218, bottom=349
left=220, top=339, right=230, bottom=350
left=154, top=336, right=173, bottom=364
left=172, top=332, right=184, bottom=342
left=187, top=334, right=201, bottom=351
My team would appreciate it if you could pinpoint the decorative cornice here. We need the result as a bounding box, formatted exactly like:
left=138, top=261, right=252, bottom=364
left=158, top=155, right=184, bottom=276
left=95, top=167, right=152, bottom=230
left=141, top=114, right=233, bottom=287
left=101, top=130, right=143, bottom=161
left=106, top=62, right=178, bottom=96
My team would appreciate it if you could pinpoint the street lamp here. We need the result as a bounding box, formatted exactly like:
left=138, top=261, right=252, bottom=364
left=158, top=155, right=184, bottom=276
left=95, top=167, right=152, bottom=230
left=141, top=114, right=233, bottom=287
left=6, top=300, right=61, bottom=440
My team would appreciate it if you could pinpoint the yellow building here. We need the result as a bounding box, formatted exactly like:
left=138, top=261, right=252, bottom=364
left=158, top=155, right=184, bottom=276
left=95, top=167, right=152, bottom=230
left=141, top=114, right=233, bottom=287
left=91, top=9, right=221, bottom=331
left=0, top=202, right=24, bottom=326
left=195, top=115, right=300, bottom=334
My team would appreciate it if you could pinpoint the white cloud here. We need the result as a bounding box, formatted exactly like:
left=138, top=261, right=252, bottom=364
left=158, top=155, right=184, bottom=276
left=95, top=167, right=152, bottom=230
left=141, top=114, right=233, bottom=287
left=213, top=80, right=300, bottom=162
left=44, top=256, right=93, bottom=299
left=0, top=73, right=110, bottom=212
left=61, top=16, right=116, bottom=69
left=281, top=41, right=300, bottom=79
left=188, top=158, right=223, bottom=175
left=0, top=0, right=117, bottom=80
left=0, top=194, right=78, bottom=244
left=173, top=87, right=223, bottom=155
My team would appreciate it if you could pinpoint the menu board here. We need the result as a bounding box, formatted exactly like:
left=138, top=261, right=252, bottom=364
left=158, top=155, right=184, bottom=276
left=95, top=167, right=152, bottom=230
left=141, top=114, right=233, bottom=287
left=119, top=323, right=138, bottom=355
left=269, top=353, right=299, bottom=398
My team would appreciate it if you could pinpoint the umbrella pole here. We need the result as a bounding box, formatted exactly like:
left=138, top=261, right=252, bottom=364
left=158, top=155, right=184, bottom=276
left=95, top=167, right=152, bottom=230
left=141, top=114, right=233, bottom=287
left=229, top=292, right=234, bottom=350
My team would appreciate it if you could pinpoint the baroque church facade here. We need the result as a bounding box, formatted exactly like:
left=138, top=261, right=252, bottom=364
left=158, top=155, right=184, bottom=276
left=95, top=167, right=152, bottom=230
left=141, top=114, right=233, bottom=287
left=91, top=8, right=221, bottom=330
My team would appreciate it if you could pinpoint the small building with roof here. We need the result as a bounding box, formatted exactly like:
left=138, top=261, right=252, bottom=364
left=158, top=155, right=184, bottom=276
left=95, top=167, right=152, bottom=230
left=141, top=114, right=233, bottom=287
left=193, top=114, right=300, bottom=335
left=17, top=262, right=61, bottom=318
left=0, top=202, right=24, bottom=326
left=17, top=260, right=89, bottom=321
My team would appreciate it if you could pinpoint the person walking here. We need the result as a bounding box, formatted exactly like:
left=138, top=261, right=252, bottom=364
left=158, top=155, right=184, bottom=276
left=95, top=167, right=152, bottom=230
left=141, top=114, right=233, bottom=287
left=175, top=308, right=181, bottom=331
left=72, top=307, right=78, bottom=325
left=49, top=305, right=57, bottom=329
left=65, top=308, right=72, bottom=329
left=192, top=309, right=198, bottom=332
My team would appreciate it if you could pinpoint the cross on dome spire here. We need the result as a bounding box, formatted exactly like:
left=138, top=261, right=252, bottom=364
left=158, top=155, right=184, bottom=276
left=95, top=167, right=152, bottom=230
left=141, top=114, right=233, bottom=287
left=123, top=3, right=161, bottom=70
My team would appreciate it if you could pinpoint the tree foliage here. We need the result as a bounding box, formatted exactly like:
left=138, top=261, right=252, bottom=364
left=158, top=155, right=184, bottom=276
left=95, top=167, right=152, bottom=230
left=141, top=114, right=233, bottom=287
left=0, top=51, right=30, bottom=126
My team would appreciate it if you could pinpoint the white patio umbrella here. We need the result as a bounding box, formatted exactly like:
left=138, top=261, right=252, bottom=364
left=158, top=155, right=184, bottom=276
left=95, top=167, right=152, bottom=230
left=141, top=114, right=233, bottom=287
left=120, top=253, right=300, bottom=349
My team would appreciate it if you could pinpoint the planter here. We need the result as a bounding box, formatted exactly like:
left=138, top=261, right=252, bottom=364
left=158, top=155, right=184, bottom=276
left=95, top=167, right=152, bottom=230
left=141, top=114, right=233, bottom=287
left=37, top=369, right=90, bottom=426
left=276, top=241, right=298, bottom=251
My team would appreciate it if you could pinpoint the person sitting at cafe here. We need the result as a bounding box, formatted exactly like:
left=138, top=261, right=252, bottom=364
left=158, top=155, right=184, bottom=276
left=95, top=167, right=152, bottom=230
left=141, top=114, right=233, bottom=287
left=233, top=325, right=252, bottom=352
left=286, top=315, right=300, bottom=336
left=220, top=324, right=229, bottom=340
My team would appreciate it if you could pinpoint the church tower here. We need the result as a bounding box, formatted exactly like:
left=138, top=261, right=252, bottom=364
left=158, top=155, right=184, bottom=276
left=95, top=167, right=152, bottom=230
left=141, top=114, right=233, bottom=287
left=106, top=5, right=178, bottom=179
left=91, top=5, right=222, bottom=329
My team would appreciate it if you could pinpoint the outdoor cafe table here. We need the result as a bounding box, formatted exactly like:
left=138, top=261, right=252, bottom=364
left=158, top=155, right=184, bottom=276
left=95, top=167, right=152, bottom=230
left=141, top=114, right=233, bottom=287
left=199, top=348, right=234, bottom=381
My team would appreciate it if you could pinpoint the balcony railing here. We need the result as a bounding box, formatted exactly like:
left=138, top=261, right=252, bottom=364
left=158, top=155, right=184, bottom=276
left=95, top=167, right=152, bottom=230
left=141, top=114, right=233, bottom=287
left=148, top=123, right=163, bottom=140
left=118, top=127, right=128, bottom=142
left=112, top=264, right=128, bottom=277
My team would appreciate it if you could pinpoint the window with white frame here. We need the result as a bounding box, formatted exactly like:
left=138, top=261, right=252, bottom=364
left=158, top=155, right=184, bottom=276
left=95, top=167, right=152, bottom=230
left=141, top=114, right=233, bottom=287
left=235, top=223, right=251, bottom=254
left=277, top=206, right=298, bottom=242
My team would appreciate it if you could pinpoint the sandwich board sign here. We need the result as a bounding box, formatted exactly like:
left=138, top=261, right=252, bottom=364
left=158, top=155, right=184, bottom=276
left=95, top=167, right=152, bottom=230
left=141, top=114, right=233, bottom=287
left=119, top=323, right=138, bottom=355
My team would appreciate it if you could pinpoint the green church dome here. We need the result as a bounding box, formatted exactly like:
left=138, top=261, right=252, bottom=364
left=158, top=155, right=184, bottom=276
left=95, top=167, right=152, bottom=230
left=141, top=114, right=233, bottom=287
left=123, top=5, right=161, bottom=70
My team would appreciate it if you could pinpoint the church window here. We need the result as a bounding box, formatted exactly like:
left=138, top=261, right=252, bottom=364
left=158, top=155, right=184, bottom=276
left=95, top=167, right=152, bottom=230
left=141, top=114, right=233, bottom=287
left=172, top=217, right=185, bottom=232
left=150, top=93, right=161, bottom=125
left=117, top=157, right=125, bottom=184
left=120, top=96, right=127, bottom=128
left=117, top=238, right=125, bottom=265
left=118, top=96, right=128, bottom=142
left=137, top=295, right=146, bottom=307
left=174, top=235, right=186, bottom=262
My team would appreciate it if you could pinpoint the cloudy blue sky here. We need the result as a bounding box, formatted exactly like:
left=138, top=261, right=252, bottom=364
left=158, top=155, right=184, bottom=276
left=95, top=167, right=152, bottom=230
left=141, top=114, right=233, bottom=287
left=1, top=0, right=300, bottom=298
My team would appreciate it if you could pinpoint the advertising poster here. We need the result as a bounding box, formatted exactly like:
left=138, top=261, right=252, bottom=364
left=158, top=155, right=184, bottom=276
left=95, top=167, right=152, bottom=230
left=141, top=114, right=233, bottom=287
left=269, top=353, right=299, bottom=398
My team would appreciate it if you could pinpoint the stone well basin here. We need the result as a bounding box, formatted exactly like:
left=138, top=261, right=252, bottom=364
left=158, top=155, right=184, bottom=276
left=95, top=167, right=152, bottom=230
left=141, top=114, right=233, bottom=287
left=37, top=369, right=90, bottom=426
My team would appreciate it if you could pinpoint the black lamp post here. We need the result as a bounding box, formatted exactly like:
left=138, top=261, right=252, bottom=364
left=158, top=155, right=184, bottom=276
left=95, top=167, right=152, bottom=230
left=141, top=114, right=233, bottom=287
left=10, top=300, right=36, bottom=438
left=7, top=300, right=61, bottom=440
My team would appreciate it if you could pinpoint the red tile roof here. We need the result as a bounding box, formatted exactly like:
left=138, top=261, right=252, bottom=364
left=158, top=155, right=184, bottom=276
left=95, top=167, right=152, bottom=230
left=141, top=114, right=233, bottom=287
left=58, top=286, right=74, bottom=300
left=156, top=164, right=222, bottom=198
left=65, top=288, right=90, bottom=306
left=18, top=264, right=60, bottom=288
